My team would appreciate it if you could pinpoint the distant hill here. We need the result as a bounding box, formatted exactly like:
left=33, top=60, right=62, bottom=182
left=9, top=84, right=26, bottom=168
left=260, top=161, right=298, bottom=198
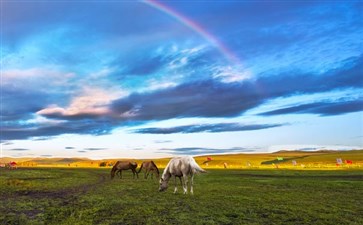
left=273, top=150, right=339, bottom=154
left=0, top=157, right=37, bottom=163
left=1, top=149, right=362, bottom=168
left=24, top=158, right=87, bottom=165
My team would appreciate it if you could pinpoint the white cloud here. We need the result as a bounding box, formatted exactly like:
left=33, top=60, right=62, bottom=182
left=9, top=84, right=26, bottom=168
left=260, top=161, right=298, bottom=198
left=37, top=87, right=125, bottom=117
left=213, top=65, right=252, bottom=83
left=1, top=68, right=75, bottom=87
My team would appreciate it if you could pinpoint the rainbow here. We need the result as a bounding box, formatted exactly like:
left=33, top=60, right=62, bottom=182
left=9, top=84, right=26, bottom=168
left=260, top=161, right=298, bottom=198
left=142, top=0, right=240, bottom=65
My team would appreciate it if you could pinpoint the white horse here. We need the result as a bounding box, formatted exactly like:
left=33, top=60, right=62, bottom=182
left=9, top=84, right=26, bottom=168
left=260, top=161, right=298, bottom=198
left=159, top=156, right=206, bottom=194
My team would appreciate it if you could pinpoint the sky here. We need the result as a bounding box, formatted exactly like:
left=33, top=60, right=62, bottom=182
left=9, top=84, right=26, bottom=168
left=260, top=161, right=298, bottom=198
left=1, top=0, right=362, bottom=159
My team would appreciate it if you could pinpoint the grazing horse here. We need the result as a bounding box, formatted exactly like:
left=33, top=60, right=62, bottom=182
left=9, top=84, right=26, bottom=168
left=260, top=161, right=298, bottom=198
left=138, top=161, right=159, bottom=179
left=159, top=156, right=206, bottom=194
left=111, top=161, right=138, bottom=179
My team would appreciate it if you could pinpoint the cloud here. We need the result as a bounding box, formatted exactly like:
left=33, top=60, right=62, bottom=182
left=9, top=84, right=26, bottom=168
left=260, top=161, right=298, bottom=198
left=37, top=87, right=120, bottom=120
left=297, top=147, right=319, bottom=151
left=112, top=55, right=363, bottom=121
left=32, top=137, right=54, bottom=141
left=83, top=148, right=108, bottom=151
left=2, top=68, right=74, bottom=87
left=121, top=54, right=166, bottom=76
left=158, top=147, right=255, bottom=155
left=133, top=123, right=285, bottom=134
left=65, top=147, right=75, bottom=149
left=112, top=79, right=264, bottom=120
left=1, top=120, right=113, bottom=141
left=10, top=148, right=30, bottom=151
left=259, top=99, right=363, bottom=116
left=2, top=55, right=362, bottom=141
left=1, top=86, right=54, bottom=122
left=154, top=140, right=172, bottom=143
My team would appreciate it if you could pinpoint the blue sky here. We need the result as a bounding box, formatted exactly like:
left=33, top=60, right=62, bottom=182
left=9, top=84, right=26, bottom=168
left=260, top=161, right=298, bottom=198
left=1, top=0, right=362, bottom=159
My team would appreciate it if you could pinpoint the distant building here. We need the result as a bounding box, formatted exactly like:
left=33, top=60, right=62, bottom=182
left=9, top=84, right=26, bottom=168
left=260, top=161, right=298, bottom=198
left=8, top=162, right=18, bottom=169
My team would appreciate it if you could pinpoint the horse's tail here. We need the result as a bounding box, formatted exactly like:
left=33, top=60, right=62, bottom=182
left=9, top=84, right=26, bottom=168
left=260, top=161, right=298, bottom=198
left=151, top=160, right=160, bottom=176
left=190, top=158, right=207, bottom=174
left=110, top=161, right=119, bottom=179
left=137, top=162, right=144, bottom=174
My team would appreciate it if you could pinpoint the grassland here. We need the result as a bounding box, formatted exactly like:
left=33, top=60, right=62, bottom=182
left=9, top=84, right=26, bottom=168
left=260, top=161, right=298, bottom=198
left=1, top=167, right=363, bottom=225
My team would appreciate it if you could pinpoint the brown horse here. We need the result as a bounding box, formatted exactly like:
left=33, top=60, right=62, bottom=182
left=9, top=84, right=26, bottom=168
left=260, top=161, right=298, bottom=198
left=111, top=161, right=138, bottom=179
left=138, top=161, right=159, bottom=179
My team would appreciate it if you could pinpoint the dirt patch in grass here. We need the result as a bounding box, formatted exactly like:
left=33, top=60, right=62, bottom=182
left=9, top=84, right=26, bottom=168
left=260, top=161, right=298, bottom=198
left=2, top=170, right=107, bottom=223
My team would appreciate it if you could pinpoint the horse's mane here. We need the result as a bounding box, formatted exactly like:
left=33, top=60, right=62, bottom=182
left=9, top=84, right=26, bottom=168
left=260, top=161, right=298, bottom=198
left=151, top=160, right=159, bottom=174
left=130, top=162, right=138, bottom=170
left=161, top=159, right=173, bottom=179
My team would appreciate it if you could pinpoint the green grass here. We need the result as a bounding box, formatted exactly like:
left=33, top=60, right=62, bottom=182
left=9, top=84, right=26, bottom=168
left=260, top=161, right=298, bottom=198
left=1, top=168, right=363, bottom=225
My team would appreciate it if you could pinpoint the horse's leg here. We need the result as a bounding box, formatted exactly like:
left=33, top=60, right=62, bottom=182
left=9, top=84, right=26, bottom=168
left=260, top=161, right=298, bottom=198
left=190, top=174, right=194, bottom=195
left=132, top=168, right=138, bottom=179
left=173, top=176, right=178, bottom=194
left=120, top=170, right=122, bottom=179
left=182, top=174, right=188, bottom=194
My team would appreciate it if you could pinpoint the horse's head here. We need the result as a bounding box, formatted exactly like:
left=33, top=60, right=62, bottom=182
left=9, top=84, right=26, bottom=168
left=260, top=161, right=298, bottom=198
left=110, top=167, right=116, bottom=179
left=159, top=178, right=168, bottom=192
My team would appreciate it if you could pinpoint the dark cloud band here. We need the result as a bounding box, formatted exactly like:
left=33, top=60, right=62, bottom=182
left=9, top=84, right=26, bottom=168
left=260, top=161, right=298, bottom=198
left=158, top=147, right=256, bottom=155
left=259, top=99, right=363, bottom=116
left=133, top=123, right=285, bottom=134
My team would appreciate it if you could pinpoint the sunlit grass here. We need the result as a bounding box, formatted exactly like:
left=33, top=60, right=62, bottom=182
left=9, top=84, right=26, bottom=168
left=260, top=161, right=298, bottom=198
left=7, top=150, right=363, bottom=170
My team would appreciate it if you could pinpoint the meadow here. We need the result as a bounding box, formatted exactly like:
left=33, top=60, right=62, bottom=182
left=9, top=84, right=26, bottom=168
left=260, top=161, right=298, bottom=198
left=1, top=167, right=363, bottom=225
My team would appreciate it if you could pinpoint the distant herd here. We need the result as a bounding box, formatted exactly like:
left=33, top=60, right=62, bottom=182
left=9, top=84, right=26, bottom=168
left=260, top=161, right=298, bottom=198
left=111, top=156, right=206, bottom=194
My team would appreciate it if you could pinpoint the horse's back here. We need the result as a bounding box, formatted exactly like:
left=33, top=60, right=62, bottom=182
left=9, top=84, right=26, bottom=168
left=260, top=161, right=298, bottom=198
left=115, top=161, right=137, bottom=169
left=168, top=156, right=204, bottom=176
left=166, top=157, right=191, bottom=177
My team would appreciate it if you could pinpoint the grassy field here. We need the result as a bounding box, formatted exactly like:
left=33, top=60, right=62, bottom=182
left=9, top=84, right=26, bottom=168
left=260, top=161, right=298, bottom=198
left=1, top=167, right=363, bottom=225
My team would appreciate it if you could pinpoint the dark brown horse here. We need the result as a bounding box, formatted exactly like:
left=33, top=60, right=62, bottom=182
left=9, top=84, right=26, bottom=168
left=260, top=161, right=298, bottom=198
left=138, top=161, right=159, bottom=179
left=111, top=161, right=138, bottom=179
